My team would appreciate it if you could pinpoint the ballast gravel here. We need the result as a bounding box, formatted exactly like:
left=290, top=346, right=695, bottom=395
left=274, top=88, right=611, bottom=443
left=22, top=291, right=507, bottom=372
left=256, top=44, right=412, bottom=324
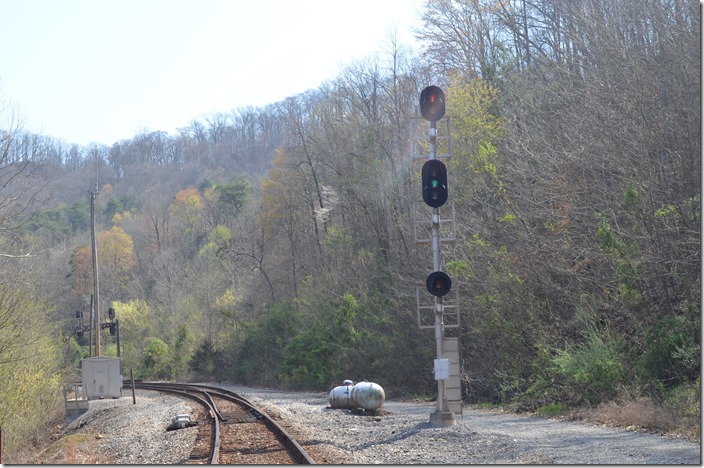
left=60, top=385, right=700, bottom=464
left=63, top=391, right=198, bottom=464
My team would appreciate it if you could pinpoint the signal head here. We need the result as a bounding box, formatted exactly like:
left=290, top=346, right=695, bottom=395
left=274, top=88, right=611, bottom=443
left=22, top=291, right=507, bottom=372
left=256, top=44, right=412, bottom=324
left=420, top=86, right=446, bottom=121
left=421, top=159, right=448, bottom=208
left=426, top=271, right=452, bottom=297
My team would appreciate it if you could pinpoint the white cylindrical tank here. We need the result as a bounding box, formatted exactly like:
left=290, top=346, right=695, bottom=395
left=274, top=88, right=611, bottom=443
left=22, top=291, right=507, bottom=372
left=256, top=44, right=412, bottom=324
left=350, top=381, right=385, bottom=411
left=328, top=382, right=356, bottom=409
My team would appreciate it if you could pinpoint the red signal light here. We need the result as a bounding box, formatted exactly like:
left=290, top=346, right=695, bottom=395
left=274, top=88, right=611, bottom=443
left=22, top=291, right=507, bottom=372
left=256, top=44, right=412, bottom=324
left=419, top=86, right=445, bottom=121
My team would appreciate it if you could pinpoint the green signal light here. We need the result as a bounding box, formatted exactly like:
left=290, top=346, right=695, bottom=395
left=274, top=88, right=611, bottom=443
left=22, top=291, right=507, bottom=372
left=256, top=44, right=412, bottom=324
left=421, top=159, right=448, bottom=208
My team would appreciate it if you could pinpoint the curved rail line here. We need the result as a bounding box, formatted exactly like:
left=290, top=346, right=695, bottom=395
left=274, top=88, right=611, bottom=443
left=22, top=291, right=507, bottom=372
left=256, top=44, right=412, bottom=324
left=130, top=382, right=220, bottom=463
left=128, top=381, right=315, bottom=464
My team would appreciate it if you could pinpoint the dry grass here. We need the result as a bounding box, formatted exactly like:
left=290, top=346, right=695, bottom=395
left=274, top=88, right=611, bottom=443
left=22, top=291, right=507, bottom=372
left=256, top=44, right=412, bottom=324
left=18, top=431, right=114, bottom=464
left=577, top=396, right=700, bottom=441
left=4, top=406, right=112, bottom=465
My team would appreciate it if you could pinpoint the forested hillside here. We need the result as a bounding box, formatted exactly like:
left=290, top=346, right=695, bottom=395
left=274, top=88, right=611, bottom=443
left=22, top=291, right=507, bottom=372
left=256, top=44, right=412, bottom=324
left=0, top=0, right=699, bottom=458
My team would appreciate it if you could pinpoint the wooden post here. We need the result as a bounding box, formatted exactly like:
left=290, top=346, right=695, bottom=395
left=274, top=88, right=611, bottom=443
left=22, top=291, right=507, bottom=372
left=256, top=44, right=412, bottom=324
left=131, top=368, right=136, bottom=404
left=63, top=385, right=68, bottom=415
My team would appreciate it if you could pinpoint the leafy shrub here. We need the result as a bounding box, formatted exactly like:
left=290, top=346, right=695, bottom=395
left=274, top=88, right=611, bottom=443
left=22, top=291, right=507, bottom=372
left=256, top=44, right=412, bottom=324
left=552, top=329, right=625, bottom=405
left=518, top=328, right=626, bottom=407
left=233, top=303, right=299, bottom=385
left=536, top=402, right=569, bottom=417
left=665, top=377, right=701, bottom=419
left=637, top=312, right=700, bottom=387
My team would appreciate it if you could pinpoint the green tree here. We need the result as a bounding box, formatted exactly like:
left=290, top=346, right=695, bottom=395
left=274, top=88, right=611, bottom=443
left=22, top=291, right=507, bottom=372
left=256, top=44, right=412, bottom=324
left=279, top=294, right=360, bottom=388
left=234, top=303, right=299, bottom=385
left=110, top=300, right=154, bottom=375
left=189, top=338, right=221, bottom=377
left=0, top=284, right=63, bottom=459
left=206, top=176, right=251, bottom=228
left=67, top=201, right=90, bottom=232
left=143, top=337, right=170, bottom=379
left=172, top=323, right=196, bottom=378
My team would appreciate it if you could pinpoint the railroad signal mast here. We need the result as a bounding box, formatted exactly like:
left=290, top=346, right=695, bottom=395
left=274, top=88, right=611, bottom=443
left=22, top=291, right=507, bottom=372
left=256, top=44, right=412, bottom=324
left=74, top=305, right=121, bottom=357
left=419, top=85, right=457, bottom=427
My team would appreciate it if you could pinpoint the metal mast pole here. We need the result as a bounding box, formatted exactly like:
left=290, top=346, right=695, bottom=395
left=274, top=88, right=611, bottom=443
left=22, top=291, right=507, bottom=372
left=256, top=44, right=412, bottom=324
left=116, top=319, right=121, bottom=358
left=429, top=120, right=447, bottom=414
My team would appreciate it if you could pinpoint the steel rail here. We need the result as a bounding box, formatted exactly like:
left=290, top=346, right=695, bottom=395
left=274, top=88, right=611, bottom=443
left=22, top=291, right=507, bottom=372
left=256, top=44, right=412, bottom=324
left=130, top=382, right=220, bottom=464
left=178, top=383, right=316, bottom=464
left=130, top=381, right=315, bottom=464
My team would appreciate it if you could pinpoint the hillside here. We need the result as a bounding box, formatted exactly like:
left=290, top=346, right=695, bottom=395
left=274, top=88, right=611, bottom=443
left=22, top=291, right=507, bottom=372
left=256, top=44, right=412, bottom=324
left=0, top=0, right=699, bottom=460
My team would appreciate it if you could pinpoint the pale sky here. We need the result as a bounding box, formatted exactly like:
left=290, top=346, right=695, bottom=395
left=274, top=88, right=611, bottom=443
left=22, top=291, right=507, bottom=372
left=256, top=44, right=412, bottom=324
left=1, top=0, right=425, bottom=147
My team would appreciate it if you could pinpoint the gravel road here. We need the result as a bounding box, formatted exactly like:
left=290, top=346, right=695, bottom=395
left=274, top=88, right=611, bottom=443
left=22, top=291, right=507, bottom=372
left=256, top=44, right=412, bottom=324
left=231, top=385, right=701, bottom=465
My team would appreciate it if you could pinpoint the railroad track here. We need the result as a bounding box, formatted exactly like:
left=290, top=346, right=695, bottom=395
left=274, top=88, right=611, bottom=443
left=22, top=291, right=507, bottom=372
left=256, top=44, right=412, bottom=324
left=128, top=381, right=315, bottom=464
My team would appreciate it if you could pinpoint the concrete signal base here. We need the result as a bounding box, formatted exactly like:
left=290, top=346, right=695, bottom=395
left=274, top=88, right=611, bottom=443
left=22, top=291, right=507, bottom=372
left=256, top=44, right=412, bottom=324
left=429, top=410, right=457, bottom=427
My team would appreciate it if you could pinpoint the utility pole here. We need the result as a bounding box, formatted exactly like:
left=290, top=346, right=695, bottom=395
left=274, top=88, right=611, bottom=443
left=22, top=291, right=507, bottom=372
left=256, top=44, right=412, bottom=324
left=90, top=161, right=101, bottom=357
left=88, top=296, right=94, bottom=357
